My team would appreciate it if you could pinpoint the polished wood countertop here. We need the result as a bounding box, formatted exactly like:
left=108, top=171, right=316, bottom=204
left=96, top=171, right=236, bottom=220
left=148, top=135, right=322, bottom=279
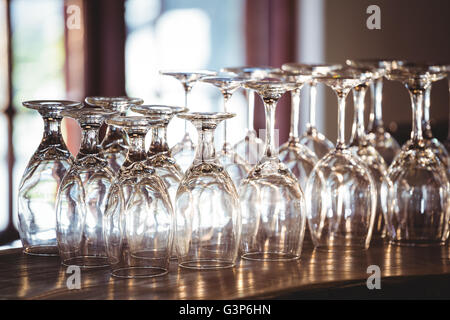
left=1, top=243, right=450, bottom=299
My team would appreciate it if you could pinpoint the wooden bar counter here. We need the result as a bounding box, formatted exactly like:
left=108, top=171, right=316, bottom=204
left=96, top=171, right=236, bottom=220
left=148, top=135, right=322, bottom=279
left=1, top=242, right=450, bottom=299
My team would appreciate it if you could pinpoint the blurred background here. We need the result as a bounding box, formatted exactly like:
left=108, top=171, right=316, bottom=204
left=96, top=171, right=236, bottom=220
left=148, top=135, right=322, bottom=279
left=0, top=0, right=449, bottom=245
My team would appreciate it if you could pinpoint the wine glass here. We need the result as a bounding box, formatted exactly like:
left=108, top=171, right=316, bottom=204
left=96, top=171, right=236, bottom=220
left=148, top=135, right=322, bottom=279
left=398, top=63, right=449, bottom=170
left=160, top=70, right=217, bottom=172
left=200, top=75, right=250, bottom=188
left=84, top=96, right=144, bottom=172
left=306, top=68, right=377, bottom=251
left=222, top=67, right=277, bottom=165
left=270, top=68, right=317, bottom=192
left=269, top=69, right=317, bottom=247
left=240, top=78, right=306, bottom=261
left=104, top=116, right=173, bottom=278
left=131, top=105, right=187, bottom=204
left=347, top=66, right=391, bottom=241
left=385, top=65, right=450, bottom=246
left=175, top=112, right=241, bottom=269
left=130, top=105, right=187, bottom=262
left=281, top=63, right=342, bottom=159
left=18, top=100, right=82, bottom=256
left=56, top=107, right=118, bottom=268
left=346, top=59, right=404, bottom=165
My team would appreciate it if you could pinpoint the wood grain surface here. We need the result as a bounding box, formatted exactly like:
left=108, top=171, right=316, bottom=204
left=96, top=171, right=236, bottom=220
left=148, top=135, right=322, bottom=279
left=1, top=242, right=449, bottom=299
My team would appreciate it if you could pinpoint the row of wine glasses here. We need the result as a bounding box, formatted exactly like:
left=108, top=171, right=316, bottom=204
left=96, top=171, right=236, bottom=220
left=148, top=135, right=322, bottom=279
left=159, top=63, right=406, bottom=176
left=16, top=60, right=450, bottom=280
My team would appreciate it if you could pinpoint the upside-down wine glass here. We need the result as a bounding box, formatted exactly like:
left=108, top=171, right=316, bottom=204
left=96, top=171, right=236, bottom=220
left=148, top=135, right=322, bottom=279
left=160, top=70, right=217, bottom=172
left=410, top=64, right=449, bottom=169
left=200, top=75, right=250, bottom=188
left=85, top=96, right=144, bottom=173
left=18, top=100, right=82, bottom=256
left=269, top=69, right=317, bottom=247
left=104, top=116, right=173, bottom=278
left=175, top=112, right=241, bottom=269
left=282, top=63, right=341, bottom=159
left=271, top=68, right=317, bottom=192
left=306, top=68, right=377, bottom=251
left=129, top=107, right=184, bottom=257
left=134, top=105, right=186, bottom=261
left=347, top=66, right=391, bottom=241
left=222, top=67, right=277, bottom=165
left=56, top=108, right=118, bottom=268
left=346, top=59, right=403, bottom=165
left=385, top=66, right=450, bottom=246
left=240, top=78, right=306, bottom=261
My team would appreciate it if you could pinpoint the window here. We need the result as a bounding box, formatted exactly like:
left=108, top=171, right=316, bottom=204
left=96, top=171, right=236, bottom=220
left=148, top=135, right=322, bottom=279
left=0, top=0, right=297, bottom=245
left=0, top=0, right=9, bottom=232
left=9, top=0, right=66, bottom=231
left=0, top=0, right=250, bottom=240
left=0, top=0, right=66, bottom=241
left=125, top=0, right=247, bottom=148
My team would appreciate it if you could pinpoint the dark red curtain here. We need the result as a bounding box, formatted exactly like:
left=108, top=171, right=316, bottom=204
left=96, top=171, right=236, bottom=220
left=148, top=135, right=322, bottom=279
left=84, top=0, right=126, bottom=97
left=246, top=0, right=298, bottom=144
left=64, top=0, right=127, bottom=154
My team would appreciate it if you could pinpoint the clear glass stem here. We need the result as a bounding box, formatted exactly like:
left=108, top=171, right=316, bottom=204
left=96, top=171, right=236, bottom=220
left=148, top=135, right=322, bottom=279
left=126, top=131, right=148, bottom=163
left=263, top=100, right=278, bottom=158
left=308, top=81, right=317, bottom=129
left=78, top=125, right=101, bottom=157
left=222, top=93, right=231, bottom=149
left=183, top=85, right=192, bottom=135
left=289, top=88, right=301, bottom=140
left=351, top=85, right=368, bottom=144
left=408, top=87, right=425, bottom=143
left=149, top=124, right=169, bottom=156
left=423, top=85, right=432, bottom=139
left=194, top=125, right=216, bottom=164
left=42, top=116, right=64, bottom=147
left=247, top=89, right=255, bottom=132
left=368, top=77, right=384, bottom=131
left=336, top=89, right=350, bottom=149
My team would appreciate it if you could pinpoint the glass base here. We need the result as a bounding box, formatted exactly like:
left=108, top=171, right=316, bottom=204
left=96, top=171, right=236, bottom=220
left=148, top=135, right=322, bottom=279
left=314, top=245, right=368, bottom=252
left=23, top=245, right=59, bottom=257
left=179, top=259, right=235, bottom=270
left=62, top=256, right=110, bottom=269
left=389, top=239, right=446, bottom=247
left=241, top=252, right=299, bottom=262
left=111, top=267, right=168, bottom=279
